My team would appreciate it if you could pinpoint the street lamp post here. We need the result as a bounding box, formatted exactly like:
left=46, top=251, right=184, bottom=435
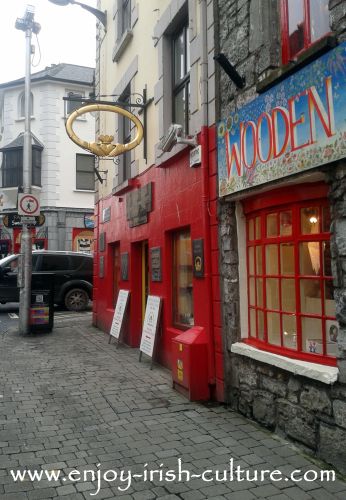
left=48, top=0, right=107, bottom=29
left=15, top=5, right=41, bottom=334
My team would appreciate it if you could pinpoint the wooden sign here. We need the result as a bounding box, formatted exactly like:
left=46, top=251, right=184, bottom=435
left=139, top=295, right=162, bottom=364
left=109, top=290, right=130, bottom=342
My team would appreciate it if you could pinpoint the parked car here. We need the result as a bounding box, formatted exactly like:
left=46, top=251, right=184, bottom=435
left=0, top=251, right=93, bottom=311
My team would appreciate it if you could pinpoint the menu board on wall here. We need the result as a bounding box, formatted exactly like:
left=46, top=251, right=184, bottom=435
left=109, top=290, right=130, bottom=341
left=139, top=295, right=162, bottom=360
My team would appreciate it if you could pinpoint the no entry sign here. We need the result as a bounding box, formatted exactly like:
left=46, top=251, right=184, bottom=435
left=18, top=193, right=40, bottom=216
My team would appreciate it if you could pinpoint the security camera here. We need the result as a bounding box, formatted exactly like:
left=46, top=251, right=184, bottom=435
left=159, top=124, right=182, bottom=152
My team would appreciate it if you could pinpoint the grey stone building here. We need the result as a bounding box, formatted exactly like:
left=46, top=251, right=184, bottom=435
left=216, top=0, right=346, bottom=473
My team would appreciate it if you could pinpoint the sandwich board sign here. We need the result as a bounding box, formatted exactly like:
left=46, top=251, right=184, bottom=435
left=139, top=295, right=162, bottom=368
left=109, top=289, right=130, bottom=345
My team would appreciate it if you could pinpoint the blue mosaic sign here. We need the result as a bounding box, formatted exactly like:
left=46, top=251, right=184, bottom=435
left=218, top=42, right=346, bottom=197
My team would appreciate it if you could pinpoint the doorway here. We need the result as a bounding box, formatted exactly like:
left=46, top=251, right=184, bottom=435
left=141, top=241, right=149, bottom=323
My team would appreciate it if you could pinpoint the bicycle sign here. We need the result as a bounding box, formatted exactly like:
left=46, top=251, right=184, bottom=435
left=18, top=194, right=40, bottom=216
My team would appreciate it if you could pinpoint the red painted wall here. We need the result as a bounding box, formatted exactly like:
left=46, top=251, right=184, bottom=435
left=92, top=126, right=224, bottom=401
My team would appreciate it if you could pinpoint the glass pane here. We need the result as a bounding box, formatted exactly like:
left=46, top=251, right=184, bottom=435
left=256, top=278, right=263, bottom=307
left=281, top=243, right=295, bottom=275
left=256, top=246, right=263, bottom=275
left=323, top=241, right=332, bottom=276
left=281, top=278, right=296, bottom=312
left=301, top=207, right=320, bottom=234
left=267, top=312, right=281, bottom=346
left=255, top=216, right=261, bottom=239
left=310, top=0, right=329, bottom=42
left=248, top=246, right=255, bottom=275
left=266, top=213, right=277, bottom=237
left=326, top=320, right=339, bottom=352
left=280, top=211, right=292, bottom=236
left=174, top=88, right=185, bottom=129
left=288, top=0, right=305, bottom=57
left=249, top=277, right=255, bottom=306
left=258, top=310, right=264, bottom=340
left=300, top=279, right=321, bottom=314
left=324, top=281, right=335, bottom=317
left=266, top=278, right=279, bottom=310
left=302, top=317, right=322, bottom=354
left=174, top=28, right=185, bottom=83
left=300, top=242, right=321, bottom=275
left=248, top=219, right=254, bottom=241
left=250, top=308, right=256, bottom=337
left=283, top=314, right=297, bottom=349
left=266, top=245, right=278, bottom=275
left=173, top=230, right=194, bottom=326
left=322, top=206, right=331, bottom=233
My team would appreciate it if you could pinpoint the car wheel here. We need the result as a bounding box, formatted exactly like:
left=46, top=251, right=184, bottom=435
left=64, top=288, right=89, bottom=311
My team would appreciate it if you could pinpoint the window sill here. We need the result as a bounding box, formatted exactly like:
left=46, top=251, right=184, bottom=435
left=112, top=178, right=139, bottom=196
left=15, top=116, right=35, bottom=122
left=256, top=35, right=337, bottom=94
left=231, top=342, right=339, bottom=385
left=112, top=29, right=133, bottom=63
left=74, top=189, right=95, bottom=193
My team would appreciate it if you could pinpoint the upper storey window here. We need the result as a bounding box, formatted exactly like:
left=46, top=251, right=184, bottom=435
left=121, top=0, right=131, bottom=36
left=281, top=0, right=330, bottom=64
left=19, top=92, right=33, bottom=118
left=173, top=23, right=190, bottom=135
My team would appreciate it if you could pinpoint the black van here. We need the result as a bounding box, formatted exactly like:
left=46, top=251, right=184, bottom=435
left=0, top=251, right=93, bottom=311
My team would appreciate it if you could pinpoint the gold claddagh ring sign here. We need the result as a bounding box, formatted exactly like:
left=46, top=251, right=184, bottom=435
left=65, top=104, right=144, bottom=157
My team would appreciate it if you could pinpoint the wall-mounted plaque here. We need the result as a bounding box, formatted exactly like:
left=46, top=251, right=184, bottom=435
left=99, top=232, right=106, bottom=252
left=102, top=206, right=111, bottom=223
left=151, top=247, right=162, bottom=282
left=126, top=183, right=152, bottom=227
left=192, top=239, right=204, bottom=278
left=121, top=252, right=129, bottom=280
left=99, top=255, right=105, bottom=278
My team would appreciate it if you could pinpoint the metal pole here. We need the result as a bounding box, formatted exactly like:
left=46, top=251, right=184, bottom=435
left=18, top=23, right=33, bottom=334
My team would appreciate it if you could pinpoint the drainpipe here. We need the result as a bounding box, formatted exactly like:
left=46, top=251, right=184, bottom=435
left=200, top=0, right=216, bottom=390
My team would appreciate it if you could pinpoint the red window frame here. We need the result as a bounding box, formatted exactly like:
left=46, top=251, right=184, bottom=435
left=243, top=183, right=337, bottom=367
left=281, top=0, right=331, bottom=65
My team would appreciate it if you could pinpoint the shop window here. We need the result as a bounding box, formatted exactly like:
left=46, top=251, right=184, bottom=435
left=172, top=228, right=194, bottom=329
left=76, top=154, right=95, bottom=190
left=172, top=23, right=190, bottom=135
left=246, top=196, right=336, bottom=364
left=281, top=0, right=330, bottom=64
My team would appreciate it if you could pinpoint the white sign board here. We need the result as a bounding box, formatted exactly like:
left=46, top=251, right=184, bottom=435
left=110, top=290, right=130, bottom=339
left=139, top=295, right=162, bottom=357
left=18, top=193, right=40, bottom=216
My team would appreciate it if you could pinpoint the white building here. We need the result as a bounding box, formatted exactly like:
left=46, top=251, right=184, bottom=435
left=0, top=63, right=95, bottom=255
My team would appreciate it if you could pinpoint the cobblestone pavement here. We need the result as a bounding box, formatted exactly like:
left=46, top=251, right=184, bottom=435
left=0, top=318, right=346, bottom=500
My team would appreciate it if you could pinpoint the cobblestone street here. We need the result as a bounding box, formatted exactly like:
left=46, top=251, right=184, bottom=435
left=0, top=317, right=345, bottom=499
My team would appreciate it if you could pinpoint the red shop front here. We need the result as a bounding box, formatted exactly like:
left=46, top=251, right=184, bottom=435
left=92, top=127, right=224, bottom=401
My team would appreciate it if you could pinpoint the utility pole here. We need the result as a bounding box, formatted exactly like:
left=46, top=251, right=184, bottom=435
left=15, top=5, right=41, bottom=334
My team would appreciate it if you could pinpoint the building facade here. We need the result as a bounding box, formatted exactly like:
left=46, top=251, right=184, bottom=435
left=93, top=0, right=224, bottom=400
left=216, top=0, right=346, bottom=473
left=0, top=63, right=95, bottom=255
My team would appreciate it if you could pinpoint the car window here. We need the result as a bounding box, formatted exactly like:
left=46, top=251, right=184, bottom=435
left=70, top=255, right=92, bottom=271
left=40, top=255, right=70, bottom=271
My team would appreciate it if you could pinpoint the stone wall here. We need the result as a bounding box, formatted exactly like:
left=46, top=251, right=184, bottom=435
left=216, top=0, right=346, bottom=474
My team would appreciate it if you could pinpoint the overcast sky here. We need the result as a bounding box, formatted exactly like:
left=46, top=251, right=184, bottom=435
left=0, top=0, right=97, bottom=84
